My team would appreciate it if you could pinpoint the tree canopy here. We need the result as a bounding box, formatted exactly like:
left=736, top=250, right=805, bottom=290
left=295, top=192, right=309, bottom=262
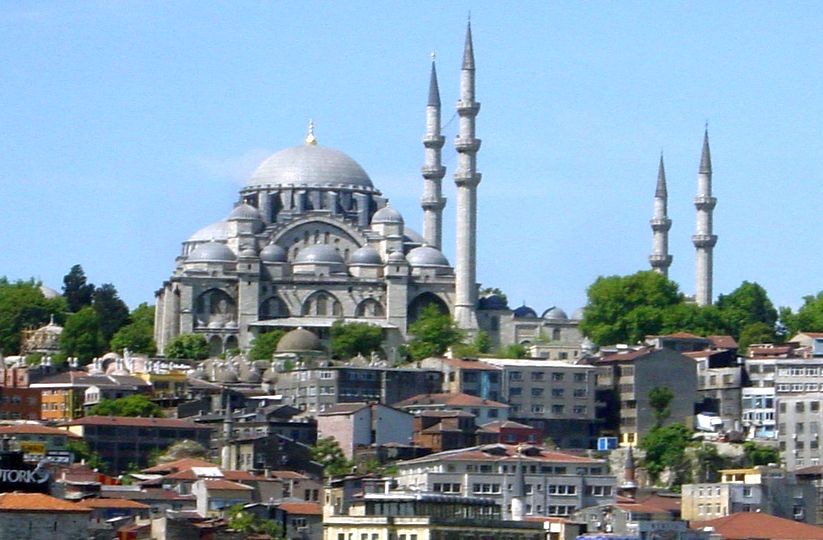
left=110, top=303, right=157, bottom=355
left=60, top=306, right=105, bottom=363
left=164, top=333, right=209, bottom=360
left=405, top=304, right=464, bottom=360
left=639, top=423, right=693, bottom=480
left=0, top=278, right=66, bottom=354
left=330, top=321, right=383, bottom=359
left=310, top=436, right=353, bottom=477
left=780, top=292, right=823, bottom=337
left=62, top=264, right=95, bottom=313
left=93, top=283, right=130, bottom=345
left=715, top=281, right=778, bottom=340
left=649, top=386, right=674, bottom=428
left=88, top=394, right=163, bottom=417
left=249, top=330, right=285, bottom=361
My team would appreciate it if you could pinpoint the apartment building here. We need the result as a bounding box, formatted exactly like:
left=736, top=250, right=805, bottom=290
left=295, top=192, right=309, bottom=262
left=419, top=357, right=503, bottom=401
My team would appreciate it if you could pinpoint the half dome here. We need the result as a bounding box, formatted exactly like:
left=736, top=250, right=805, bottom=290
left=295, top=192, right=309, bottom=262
left=295, top=245, right=345, bottom=265
left=247, top=144, right=374, bottom=191
left=371, top=205, right=404, bottom=224
left=228, top=203, right=263, bottom=221
left=188, top=221, right=230, bottom=243
left=406, top=245, right=449, bottom=267
left=188, top=242, right=237, bottom=263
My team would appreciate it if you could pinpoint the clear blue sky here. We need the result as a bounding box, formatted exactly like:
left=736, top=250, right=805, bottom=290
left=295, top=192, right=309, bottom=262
left=1, top=2, right=821, bottom=315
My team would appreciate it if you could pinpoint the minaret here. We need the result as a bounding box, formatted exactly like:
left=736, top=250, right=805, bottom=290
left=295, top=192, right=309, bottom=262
left=649, top=154, right=672, bottom=276
left=221, top=390, right=234, bottom=470
left=692, top=128, right=717, bottom=306
left=618, top=446, right=638, bottom=500
left=510, top=446, right=526, bottom=521
left=453, top=21, right=481, bottom=330
left=421, top=55, right=447, bottom=250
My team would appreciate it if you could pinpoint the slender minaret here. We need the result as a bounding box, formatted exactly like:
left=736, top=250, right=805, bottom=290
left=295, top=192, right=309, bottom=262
left=649, top=154, right=672, bottom=276
left=692, top=128, right=717, bottom=306
left=510, top=447, right=526, bottom=521
left=221, top=390, right=234, bottom=470
left=421, top=55, right=447, bottom=249
left=453, top=21, right=481, bottom=330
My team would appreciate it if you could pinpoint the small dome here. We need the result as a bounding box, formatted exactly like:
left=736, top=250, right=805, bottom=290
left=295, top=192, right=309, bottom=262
left=216, top=368, right=239, bottom=384
left=188, top=242, right=237, bottom=263
left=294, top=245, right=345, bottom=265
left=572, top=307, right=585, bottom=320
left=478, top=295, right=508, bottom=310
left=406, top=245, right=449, bottom=267
left=39, top=285, right=60, bottom=300
left=239, top=244, right=258, bottom=258
left=277, top=328, right=322, bottom=353
left=188, top=220, right=230, bottom=243
left=542, top=307, right=568, bottom=320
left=228, top=203, right=263, bottom=221
left=260, top=243, right=288, bottom=263
left=371, top=205, right=404, bottom=224
left=262, top=367, right=279, bottom=384
left=349, top=246, right=382, bottom=265
left=248, top=144, right=374, bottom=190
left=513, top=305, right=538, bottom=318
left=387, top=251, right=406, bottom=263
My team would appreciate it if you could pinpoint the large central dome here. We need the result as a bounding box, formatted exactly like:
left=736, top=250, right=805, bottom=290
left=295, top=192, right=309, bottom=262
left=246, top=144, right=375, bottom=191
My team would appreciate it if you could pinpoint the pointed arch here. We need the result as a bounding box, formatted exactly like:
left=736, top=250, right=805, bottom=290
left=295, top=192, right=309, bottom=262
left=302, top=290, right=343, bottom=317
left=259, top=295, right=290, bottom=320
left=407, top=292, right=449, bottom=323
left=195, top=288, right=237, bottom=328
left=355, top=298, right=385, bottom=318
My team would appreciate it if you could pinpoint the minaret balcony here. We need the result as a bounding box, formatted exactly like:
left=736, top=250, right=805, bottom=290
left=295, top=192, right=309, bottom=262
left=423, top=135, right=445, bottom=149
left=421, top=165, right=446, bottom=179
left=649, top=254, right=673, bottom=267
left=650, top=218, right=672, bottom=231
left=692, top=234, right=718, bottom=248
left=454, top=171, right=481, bottom=187
left=421, top=196, right=446, bottom=210
left=454, top=137, right=482, bottom=153
left=456, top=100, right=480, bottom=115
left=694, top=196, right=717, bottom=210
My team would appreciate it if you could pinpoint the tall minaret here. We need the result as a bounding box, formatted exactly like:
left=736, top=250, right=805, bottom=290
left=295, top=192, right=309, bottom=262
left=421, top=56, right=447, bottom=249
left=453, top=21, right=481, bottom=330
left=693, top=128, right=717, bottom=306
left=649, top=154, right=672, bottom=276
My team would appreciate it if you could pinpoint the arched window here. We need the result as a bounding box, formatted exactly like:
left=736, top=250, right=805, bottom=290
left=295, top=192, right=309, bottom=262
left=407, top=292, right=449, bottom=323
left=356, top=299, right=385, bottom=317
left=195, top=289, right=237, bottom=328
left=302, top=291, right=342, bottom=317
left=259, top=296, right=289, bottom=320
left=552, top=328, right=561, bottom=341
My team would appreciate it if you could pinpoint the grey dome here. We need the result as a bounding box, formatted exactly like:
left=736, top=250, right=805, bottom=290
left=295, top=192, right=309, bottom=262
left=295, top=244, right=344, bottom=265
left=228, top=203, right=263, bottom=221
left=276, top=328, right=322, bottom=353
left=406, top=245, right=449, bottom=267
left=39, top=285, right=60, bottom=299
left=188, top=241, right=237, bottom=263
left=349, top=246, right=382, bottom=265
left=542, top=307, right=568, bottom=320
left=513, top=305, right=538, bottom=318
left=371, top=205, right=404, bottom=224
left=188, top=220, right=230, bottom=242
left=260, top=243, right=288, bottom=263
left=403, top=228, right=426, bottom=246
left=262, top=367, right=279, bottom=383
left=216, top=368, right=239, bottom=384
left=387, top=250, right=406, bottom=263
left=247, top=144, right=374, bottom=190
left=478, top=294, right=508, bottom=310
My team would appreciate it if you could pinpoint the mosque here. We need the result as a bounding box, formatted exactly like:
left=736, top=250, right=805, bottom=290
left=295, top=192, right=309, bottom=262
left=153, top=24, right=584, bottom=360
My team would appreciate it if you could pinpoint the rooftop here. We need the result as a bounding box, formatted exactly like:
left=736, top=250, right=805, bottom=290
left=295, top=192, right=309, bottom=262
left=690, top=512, right=823, bottom=540
left=64, top=416, right=211, bottom=429
left=0, top=492, right=90, bottom=513
left=0, top=424, right=81, bottom=438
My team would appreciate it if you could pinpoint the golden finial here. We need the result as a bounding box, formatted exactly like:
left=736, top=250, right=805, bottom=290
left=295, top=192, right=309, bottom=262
left=305, top=119, right=318, bottom=146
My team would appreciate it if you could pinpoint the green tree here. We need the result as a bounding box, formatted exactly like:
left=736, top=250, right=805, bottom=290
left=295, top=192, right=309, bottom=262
left=93, top=283, right=130, bottom=345
left=639, top=423, right=693, bottom=481
left=580, top=271, right=682, bottom=346
left=310, top=436, right=353, bottom=477
left=715, top=281, right=778, bottom=339
left=62, top=264, right=95, bottom=313
left=780, top=292, right=823, bottom=337
left=694, top=443, right=729, bottom=483
left=452, top=331, right=494, bottom=358
left=155, top=440, right=210, bottom=463
left=330, top=321, right=384, bottom=359
left=406, top=304, right=463, bottom=360
left=498, top=343, right=528, bottom=358
left=110, top=303, right=157, bottom=355
left=737, top=322, right=776, bottom=353
left=88, top=394, right=163, bottom=417
left=649, top=386, right=674, bottom=428
left=660, top=303, right=729, bottom=337
left=249, top=330, right=285, bottom=361
left=60, top=306, right=104, bottom=363
left=0, top=278, right=67, bottom=354
left=479, top=286, right=508, bottom=306
left=743, top=441, right=780, bottom=467
left=227, top=504, right=284, bottom=538
left=164, top=333, right=209, bottom=360
left=66, top=439, right=105, bottom=471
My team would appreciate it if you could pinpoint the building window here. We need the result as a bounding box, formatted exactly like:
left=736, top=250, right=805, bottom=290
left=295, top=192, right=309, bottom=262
left=552, top=372, right=565, bottom=381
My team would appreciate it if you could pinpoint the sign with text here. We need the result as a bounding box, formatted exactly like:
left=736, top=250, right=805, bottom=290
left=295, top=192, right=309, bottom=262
left=0, top=452, right=50, bottom=493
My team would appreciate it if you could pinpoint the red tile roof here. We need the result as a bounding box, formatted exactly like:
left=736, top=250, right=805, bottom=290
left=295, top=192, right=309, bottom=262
left=164, top=469, right=261, bottom=482
left=202, top=479, right=254, bottom=491
left=478, top=420, right=536, bottom=432
left=442, top=358, right=501, bottom=371
left=77, top=498, right=150, bottom=509
left=141, top=458, right=216, bottom=474
left=598, top=347, right=653, bottom=363
left=690, top=512, right=823, bottom=540
left=708, top=335, right=738, bottom=349
left=403, top=444, right=602, bottom=465
left=268, top=470, right=309, bottom=480
left=797, top=332, right=823, bottom=338
left=278, top=502, right=322, bottom=515
left=0, top=424, right=81, bottom=438
left=665, top=332, right=704, bottom=339
left=0, top=492, right=91, bottom=513
left=395, top=392, right=508, bottom=408
left=64, top=416, right=210, bottom=429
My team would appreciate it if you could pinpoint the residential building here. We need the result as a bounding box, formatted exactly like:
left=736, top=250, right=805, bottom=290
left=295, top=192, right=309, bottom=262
left=317, top=402, right=414, bottom=459
left=574, top=495, right=705, bottom=540
left=412, top=410, right=478, bottom=453
left=690, top=512, right=823, bottom=540
left=246, top=501, right=324, bottom=540
left=777, top=393, right=823, bottom=470
left=419, top=357, right=503, bottom=401
left=681, top=466, right=813, bottom=522
left=741, top=387, right=776, bottom=440
left=275, top=365, right=442, bottom=415
left=476, top=420, right=542, bottom=446
left=0, top=492, right=90, bottom=540
left=62, top=416, right=212, bottom=474
left=31, top=371, right=151, bottom=421
left=394, top=392, right=509, bottom=426
left=790, top=332, right=823, bottom=357
left=394, top=443, right=616, bottom=519
left=595, top=347, right=698, bottom=446
left=794, top=465, right=823, bottom=525
left=192, top=478, right=255, bottom=516
left=482, top=358, right=598, bottom=449
left=0, top=423, right=81, bottom=461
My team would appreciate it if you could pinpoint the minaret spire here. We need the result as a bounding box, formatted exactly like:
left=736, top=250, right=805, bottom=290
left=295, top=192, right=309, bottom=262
left=421, top=55, right=446, bottom=249
left=693, top=127, right=717, bottom=306
left=453, top=20, right=481, bottom=331
left=649, top=154, right=672, bottom=276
